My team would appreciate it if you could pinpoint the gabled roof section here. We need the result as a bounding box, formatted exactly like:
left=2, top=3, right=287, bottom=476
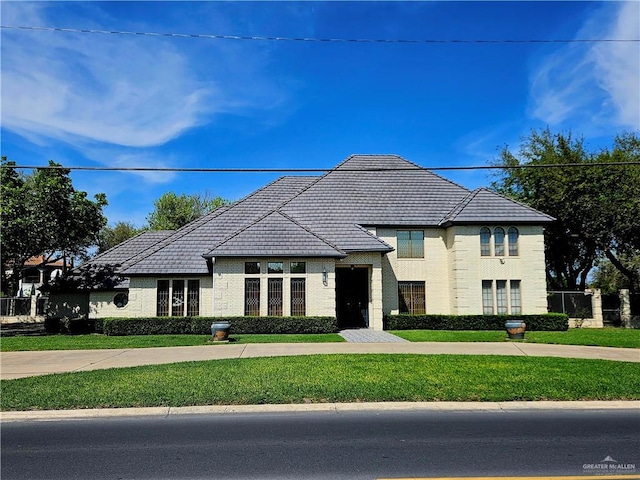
left=440, top=188, right=555, bottom=226
left=121, top=175, right=320, bottom=275
left=205, top=211, right=347, bottom=258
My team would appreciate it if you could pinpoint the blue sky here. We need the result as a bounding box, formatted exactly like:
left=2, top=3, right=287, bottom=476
left=2, top=1, right=638, bottom=228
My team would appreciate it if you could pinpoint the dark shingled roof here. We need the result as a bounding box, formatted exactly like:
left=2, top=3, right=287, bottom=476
left=440, top=188, right=555, bottom=226
left=90, top=154, right=553, bottom=276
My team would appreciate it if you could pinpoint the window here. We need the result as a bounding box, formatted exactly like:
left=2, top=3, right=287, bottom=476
left=268, top=278, right=283, bottom=316
left=482, top=279, right=522, bottom=315
left=397, top=230, right=424, bottom=258
left=245, top=278, right=260, bottom=316
left=496, top=280, right=508, bottom=314
left=268, top=262, right=283, bottom=274
left=482, top=280, right=494, bottom=314
left=510, top=280, right=522, bottom=314
left=508, top=227, right=519, bottom=256
left=291, top=278, right=306, bottom=316
left=172, top=280, right=185, bottom=316
left=22, top=268, right=40, bottom=283
left=480, top=227, right=491, bottom=256
left=157, top=280, right=170, bottom=316
left=114, top=292, right=128, bottom=309
left=494, top=227, right=505, bottom=256
left=245, top=262, right=260, bottom=274
left=290, top=262, right=306, bottom=274
left=156, top=279, right=200, bottom=317
left=398, top=281, right=426, bottom=314
left=187, top=280, right=200, bottom=316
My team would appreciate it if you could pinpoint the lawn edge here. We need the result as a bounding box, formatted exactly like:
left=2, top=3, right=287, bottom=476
left=2, top=400, right=639, bottom=422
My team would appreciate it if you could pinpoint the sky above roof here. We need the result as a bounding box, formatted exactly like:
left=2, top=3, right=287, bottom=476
left=2, top=1, right=638, bottom=228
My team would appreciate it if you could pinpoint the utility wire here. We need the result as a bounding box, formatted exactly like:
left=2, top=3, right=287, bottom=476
left=3, top=163, right=639, bottom=173
left=1, top=25, right=638, bottom=44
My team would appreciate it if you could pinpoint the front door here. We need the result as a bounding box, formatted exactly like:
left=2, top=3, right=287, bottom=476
left=335, top=267, right=369, bottom=329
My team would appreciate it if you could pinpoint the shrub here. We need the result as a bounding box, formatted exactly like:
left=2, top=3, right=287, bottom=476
left=383, top=313, right=568, bottom=331
left=102, top=316, right=338, bottom=336
left=44, top=316, right=96, bottom=335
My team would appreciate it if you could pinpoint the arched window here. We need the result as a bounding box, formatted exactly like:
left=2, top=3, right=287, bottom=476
left=508, top=227, right=519, bottom=256
left=494, top=227, right=505, bottom=256
left=480, top=227, right=491, bottom=256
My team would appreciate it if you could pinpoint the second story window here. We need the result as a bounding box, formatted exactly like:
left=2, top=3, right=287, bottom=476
left=508, top=227, right=519, bottom=256
left=494, top=227, right=505, bottom=256
left=480, top=227, right=491, bottom=256
left=397, top=230, right=424, bottom=258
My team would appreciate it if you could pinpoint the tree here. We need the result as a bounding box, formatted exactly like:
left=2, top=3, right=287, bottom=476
left=591, top=254, right=640, bottom=294
left=492, top=129, right=640, bottom=291
left=0, top=158, right=108, bottom=295
left=97, top=221, right=144, bottom=253
left=146, top=191, right=229, bottom=231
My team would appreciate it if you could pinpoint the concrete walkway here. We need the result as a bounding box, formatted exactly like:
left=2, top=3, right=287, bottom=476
left=2, top=341, right=638, bottom=380
left=339, top=329, right=409, bottom=343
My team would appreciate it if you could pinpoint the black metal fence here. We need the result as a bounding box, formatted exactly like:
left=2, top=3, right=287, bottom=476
left=0, top=297, right=32, bottom=316
left=547, top=291, right=593, bottom=318
left=631, top=293, right=640, bottom=316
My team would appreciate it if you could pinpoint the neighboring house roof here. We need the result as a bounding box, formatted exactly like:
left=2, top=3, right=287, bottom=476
left=23, top=256, right=69, bottom=268
left=87, top=154, right=554, bottom=276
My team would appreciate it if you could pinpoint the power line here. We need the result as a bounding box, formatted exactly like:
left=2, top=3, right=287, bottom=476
left=1, top=25, right=638, bottom=44
left=2, top=163, right=639, bottom=173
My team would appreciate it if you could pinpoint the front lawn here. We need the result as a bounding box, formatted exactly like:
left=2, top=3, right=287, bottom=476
left=0, top=333, right=345, bottom=352
left=391, top=328, right=640, bottom=348
left=1, top=354, right=638, bottom=411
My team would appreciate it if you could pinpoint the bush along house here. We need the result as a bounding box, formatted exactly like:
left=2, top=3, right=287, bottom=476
left=83, top=155, right=554, bottom=331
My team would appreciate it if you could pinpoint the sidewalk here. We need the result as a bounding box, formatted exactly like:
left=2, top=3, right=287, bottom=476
left=2, top=341, right=639, bottom=380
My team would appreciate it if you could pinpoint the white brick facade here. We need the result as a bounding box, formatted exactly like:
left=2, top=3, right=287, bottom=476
left=89, top=225, right=548, bottom=330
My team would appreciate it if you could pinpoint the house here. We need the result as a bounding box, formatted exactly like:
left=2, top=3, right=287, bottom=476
left=84, top=154, right=554, bottom=330
left=4, top=255, right=69, bottom=297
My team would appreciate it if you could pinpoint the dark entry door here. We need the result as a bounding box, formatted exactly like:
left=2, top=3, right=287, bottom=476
left=335, top=267, right=369, bottom=329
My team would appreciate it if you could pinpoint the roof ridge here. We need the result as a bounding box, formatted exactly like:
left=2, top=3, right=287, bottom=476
left=277, top=210, right=346, bottom=254
left=122, top=206, right=230, bottom=269
left=479, top=188, right=556, bottom=220
left=87, top=230, right=173, bottom=269
left=204, top=209, right=345, bottom=257
left=439, top=188, right=481, bottom=225
left=203, top=208, right=281, bottom=257
left=352, top=224, right=394, bottom=251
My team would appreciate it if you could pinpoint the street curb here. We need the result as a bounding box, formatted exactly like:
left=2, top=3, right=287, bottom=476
left=2, top=401, right=638, bottom=422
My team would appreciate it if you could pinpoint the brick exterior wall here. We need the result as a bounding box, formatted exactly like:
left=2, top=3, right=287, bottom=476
left=88, top=225, right=549, bottom=328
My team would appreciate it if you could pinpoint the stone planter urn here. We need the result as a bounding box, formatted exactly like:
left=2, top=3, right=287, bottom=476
left=211, top=321, right=231, bottom=342
left=505, top=320, right=526, bottom=340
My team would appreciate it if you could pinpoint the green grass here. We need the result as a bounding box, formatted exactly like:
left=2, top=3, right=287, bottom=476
left=1, top=354, right=638, bottom=411
left=0, top=333, right=345, bottom=352
left=391, top=328, right=640, bottom=348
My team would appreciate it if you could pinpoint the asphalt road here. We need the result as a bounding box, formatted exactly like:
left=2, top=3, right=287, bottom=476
left=2, top=409, right=639, bottom=480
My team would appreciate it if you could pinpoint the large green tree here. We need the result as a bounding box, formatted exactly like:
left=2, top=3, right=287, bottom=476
left=146, top=191, right=229, bottom=231
left=492, top=129, right=640, bottom=291
left=0, top=158, right=108, bottom=295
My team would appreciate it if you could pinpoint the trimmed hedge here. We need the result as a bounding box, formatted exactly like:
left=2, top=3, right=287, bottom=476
left=101, top=316, right=338, bottom=336
left=383, top=313, right=569, bottom=331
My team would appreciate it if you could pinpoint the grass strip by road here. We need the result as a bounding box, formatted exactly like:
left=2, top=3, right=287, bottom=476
left=0, top=333, right=345, bottom=352
left=391, top=329, right=640, bottom=348
left=1, top=354, right=638, bottom=411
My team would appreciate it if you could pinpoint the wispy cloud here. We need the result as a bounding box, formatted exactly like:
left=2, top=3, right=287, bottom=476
left=528, top=2, right=639, bottom=133
left=0, top=3, right=288, bottom=153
